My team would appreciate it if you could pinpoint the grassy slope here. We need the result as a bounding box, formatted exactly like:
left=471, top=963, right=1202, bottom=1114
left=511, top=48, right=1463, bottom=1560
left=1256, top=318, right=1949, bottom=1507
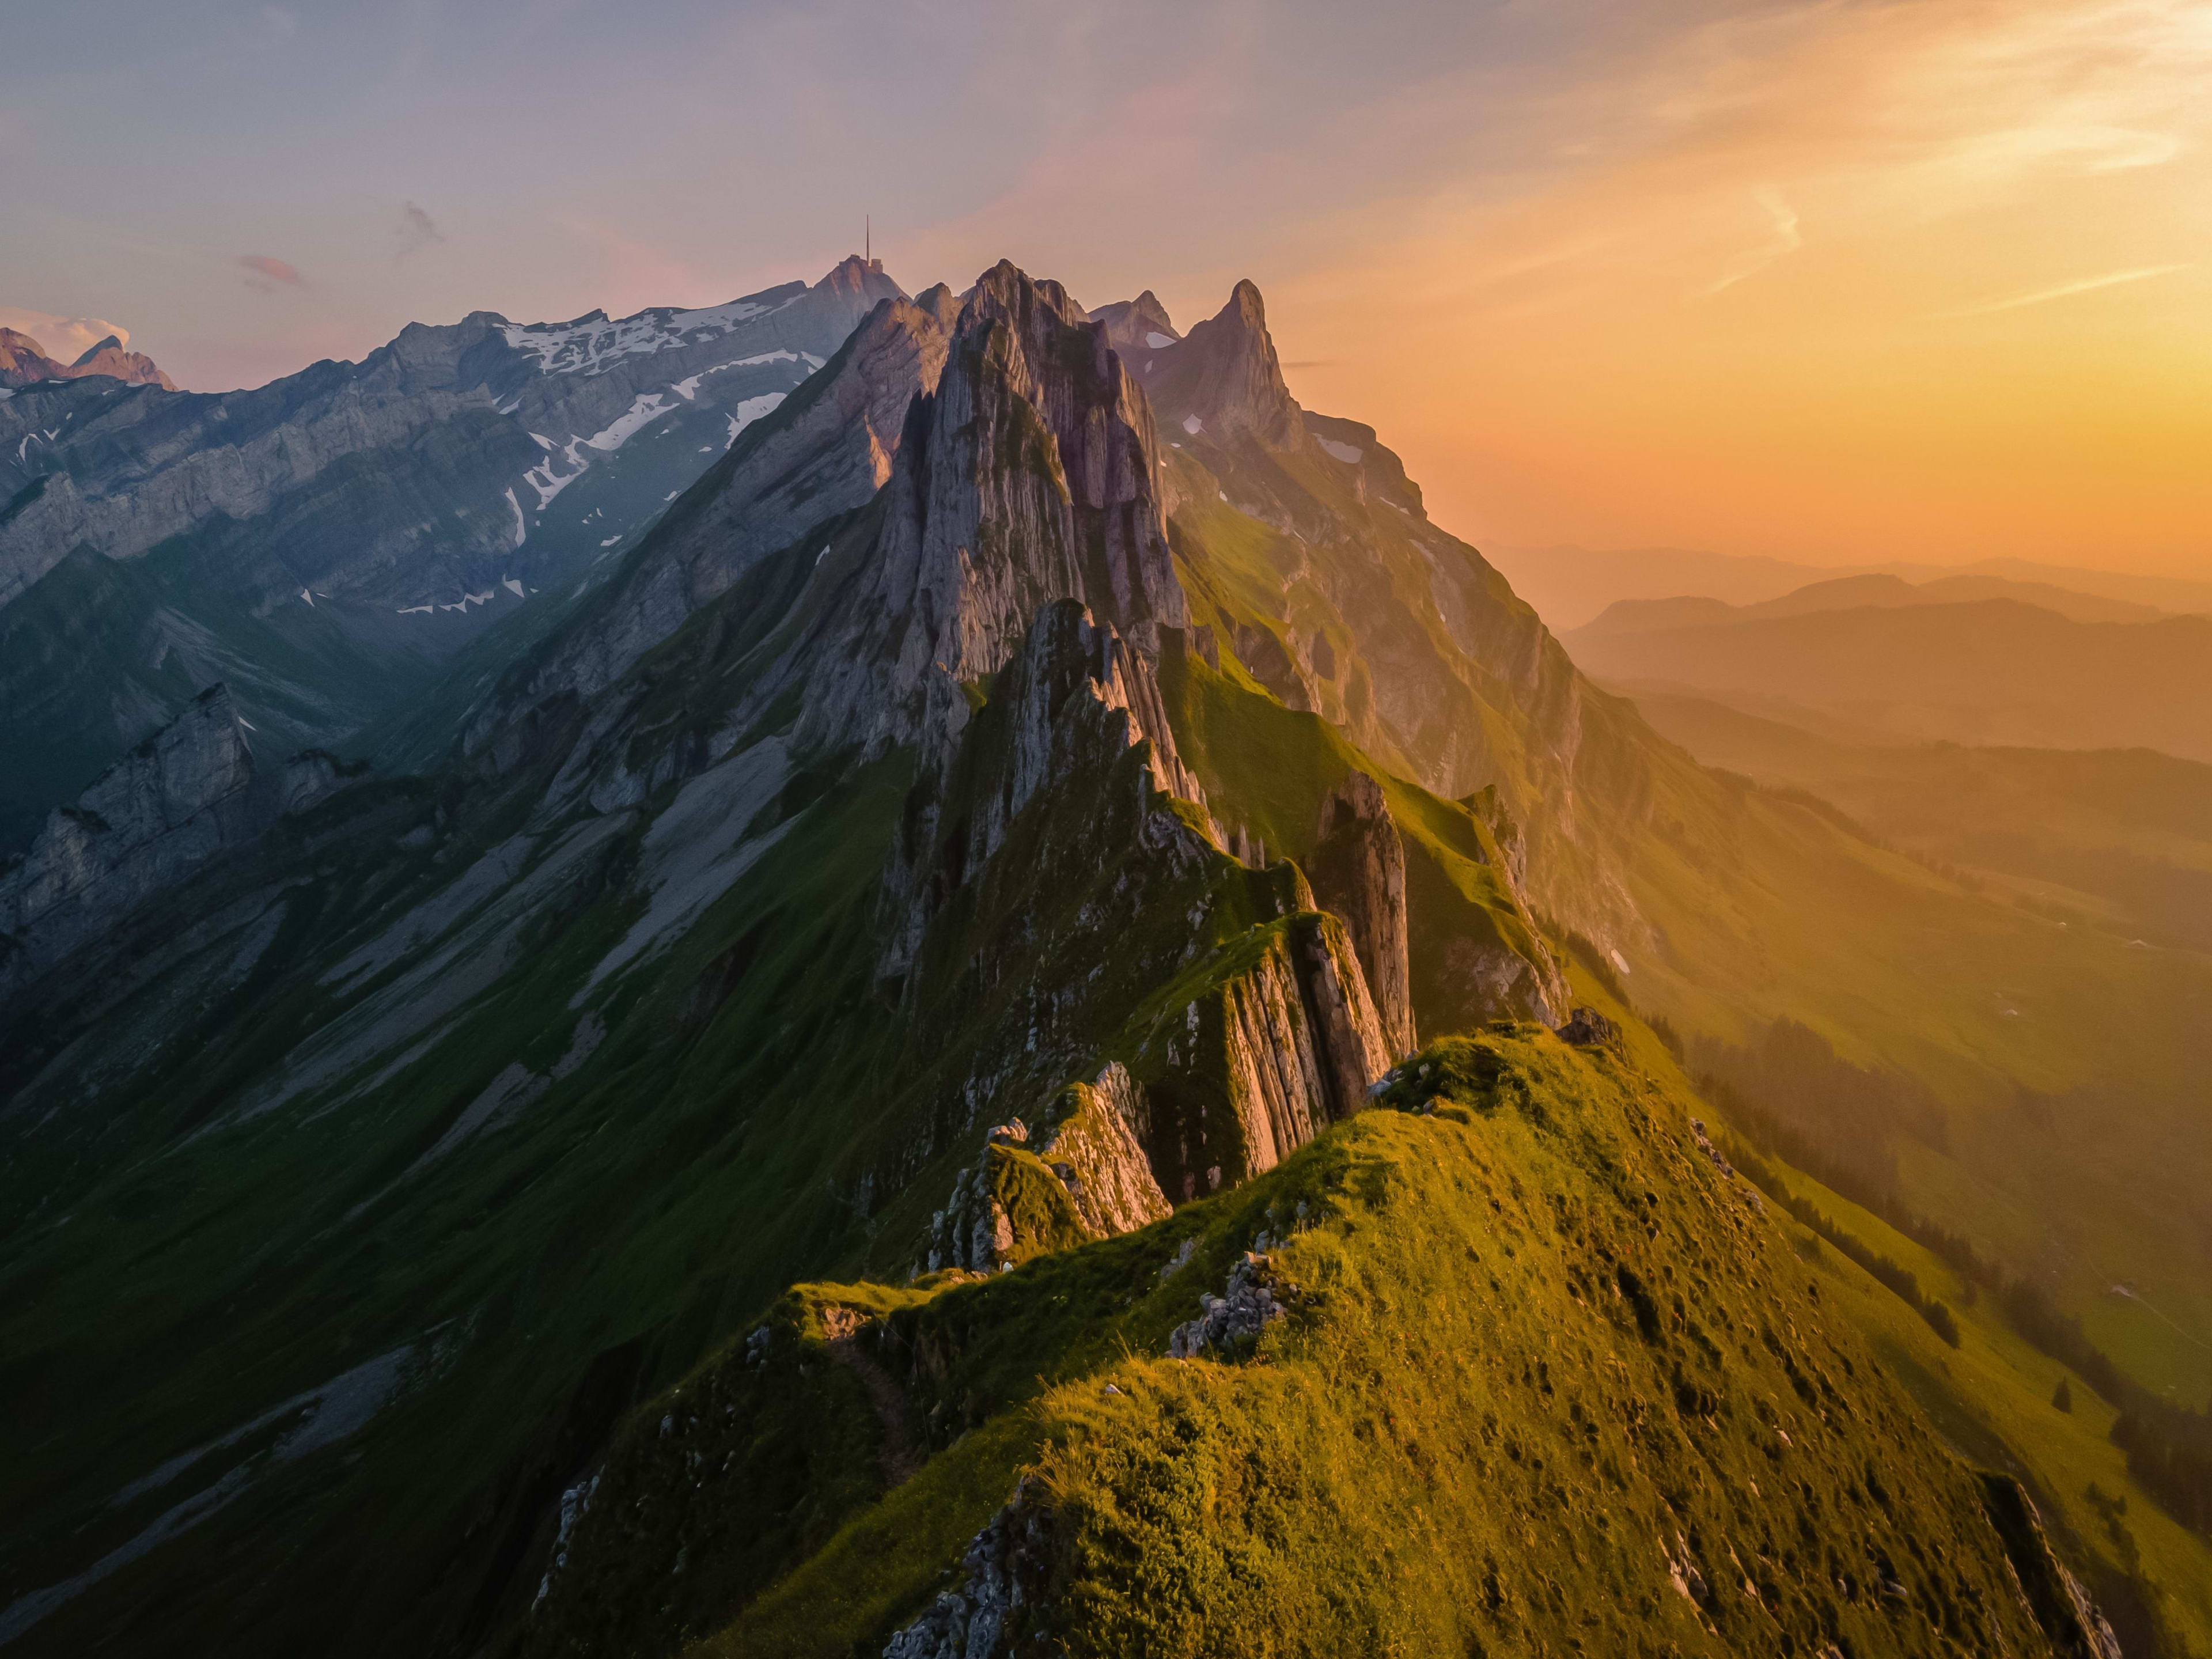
left=1155, top=633, right=1555, bottom=1030
left=1615, top=771, right=2212, bottom=1406
left=527, top=1028, right=2089, bottom=1659
left=1160, top=444, right=2212, bottom=1407
left=1557, top=963, right=2212, bottom=1657
left=0, top=740, right=922, bottom=1655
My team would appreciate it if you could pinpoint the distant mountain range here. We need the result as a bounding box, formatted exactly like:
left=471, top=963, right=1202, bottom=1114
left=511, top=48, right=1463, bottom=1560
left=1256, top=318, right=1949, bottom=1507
left=0, top=327, right=175, bottom=392
left=1635, top=687, right=2212, bottom=953
left=1566, top=578, right=2212, bottom=760
left=1488, top=541, right=2212, bottom=631
left=0, top=257, right=899, bottom=847
left=1579, top=570, right=2168, bottom=634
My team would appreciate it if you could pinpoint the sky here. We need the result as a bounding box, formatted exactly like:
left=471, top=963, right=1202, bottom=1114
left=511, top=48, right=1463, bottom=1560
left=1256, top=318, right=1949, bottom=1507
left=3, top=0, right=2207, bottom=577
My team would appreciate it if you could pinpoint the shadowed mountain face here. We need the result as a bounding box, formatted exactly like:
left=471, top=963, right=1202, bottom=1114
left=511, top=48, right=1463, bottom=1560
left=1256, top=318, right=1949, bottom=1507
left=0, top=260, right=2204, bottom=1659
left=1566, top=592, right=2212, bottom=760
left=0, top=259, right=904, bottom=849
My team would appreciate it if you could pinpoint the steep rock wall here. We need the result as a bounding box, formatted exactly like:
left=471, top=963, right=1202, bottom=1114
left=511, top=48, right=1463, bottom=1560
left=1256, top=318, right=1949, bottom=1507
left=1306, top=770, right=1415, bottom=1058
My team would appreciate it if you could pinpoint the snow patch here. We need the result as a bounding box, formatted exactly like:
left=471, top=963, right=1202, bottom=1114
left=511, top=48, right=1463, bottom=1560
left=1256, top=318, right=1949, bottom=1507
left=1181, top=413, right=1204, bottom=435
left=1145, top=331, right=1177, bottom=349
left=502, top=577, right=525, bottom=599
left=669, top=374, right=702, bottom=400
left=725, top=392, right=784, bottom=447
left=397, top=604, right=434, bottom=615
left=581, top=393, right=675, bottom=452
left=521, top=447, right=586, bottom=510
left=504, top=487, right=527, bottom=546
left=499, top=291, right=800, bottom=377
left=1316, top=438, right=1362, bottom=464
left=299, top=588, right=314, bottom=607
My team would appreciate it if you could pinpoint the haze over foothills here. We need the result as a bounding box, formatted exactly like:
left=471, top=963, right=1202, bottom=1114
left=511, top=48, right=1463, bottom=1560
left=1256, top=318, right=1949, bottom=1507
left=4, top=0, right=2207, bottom=579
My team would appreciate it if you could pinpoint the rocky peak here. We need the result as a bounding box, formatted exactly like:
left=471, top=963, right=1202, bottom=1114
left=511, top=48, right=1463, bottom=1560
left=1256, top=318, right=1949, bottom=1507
left=793, top=259, right=1186, bottom=762
left=1089, top=290, right=1179, bottom=357
left=0, top=325, right=177, bottom=391
left=0, top=327, right=64, bottom=387
left=818, top=253, right=908, bottom=306
left=66, top=335, right=177, bottom=390
left=1156, top=278, right=1304, bottom=452
left=912, top=282, right=960, bottom=332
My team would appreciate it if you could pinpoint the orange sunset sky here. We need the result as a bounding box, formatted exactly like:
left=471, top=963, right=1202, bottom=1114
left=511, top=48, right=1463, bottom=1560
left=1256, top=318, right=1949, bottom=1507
left=5, top=0, right=2207, bottom=576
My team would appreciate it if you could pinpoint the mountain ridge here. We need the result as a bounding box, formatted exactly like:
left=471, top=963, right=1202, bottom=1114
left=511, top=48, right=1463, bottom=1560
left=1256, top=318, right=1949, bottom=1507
left=1, top=255, right=2206, bottom=1659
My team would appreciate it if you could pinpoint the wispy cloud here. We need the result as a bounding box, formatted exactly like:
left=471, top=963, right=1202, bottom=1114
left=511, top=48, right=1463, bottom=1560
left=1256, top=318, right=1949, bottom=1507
left=396, top=202, right=444, bottom=261
left=1698, top=189, right=1801, bottom=298
left=1939, top=263, right=2190, bottom=317
left=237, top=255, right=308, bottom=293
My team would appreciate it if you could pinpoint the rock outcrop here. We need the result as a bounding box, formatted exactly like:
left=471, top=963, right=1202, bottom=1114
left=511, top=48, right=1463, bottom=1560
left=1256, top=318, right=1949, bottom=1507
left=880, top=1482, right=1052, bottom=1659
left=0, top=684, right=343, bottom=994
left=1555, top=1005, right=1623, bottom=1049
left=1131, top=903, right=1394, bottom=1202
left=1033, top=1065, right=1173, bottom=1238
left=924, top=1063, right=1173, bottom=1273
left=1166, top=1249, right=1288, bottom=1358
left=1306, top=771, right=1414, bottom=1058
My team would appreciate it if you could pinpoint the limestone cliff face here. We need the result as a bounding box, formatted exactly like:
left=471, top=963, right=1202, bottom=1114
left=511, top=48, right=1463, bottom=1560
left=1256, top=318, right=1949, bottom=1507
left=0, top=685, right=341, bottom=994
left=794, top=262, right=1186, bottom=764
left=1306, top=771, right=1415, bottom=1058
left=1131, top=906, right=1393, bottom=1202
left=525, top=262, right=1197, bottom=817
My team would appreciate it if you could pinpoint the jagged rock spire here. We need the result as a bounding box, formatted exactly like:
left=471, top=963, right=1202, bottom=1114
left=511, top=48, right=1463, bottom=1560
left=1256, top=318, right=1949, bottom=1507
left=1153, top=278, right=1305, bottom=451
left=795, top=259, right=1187, bottom=762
